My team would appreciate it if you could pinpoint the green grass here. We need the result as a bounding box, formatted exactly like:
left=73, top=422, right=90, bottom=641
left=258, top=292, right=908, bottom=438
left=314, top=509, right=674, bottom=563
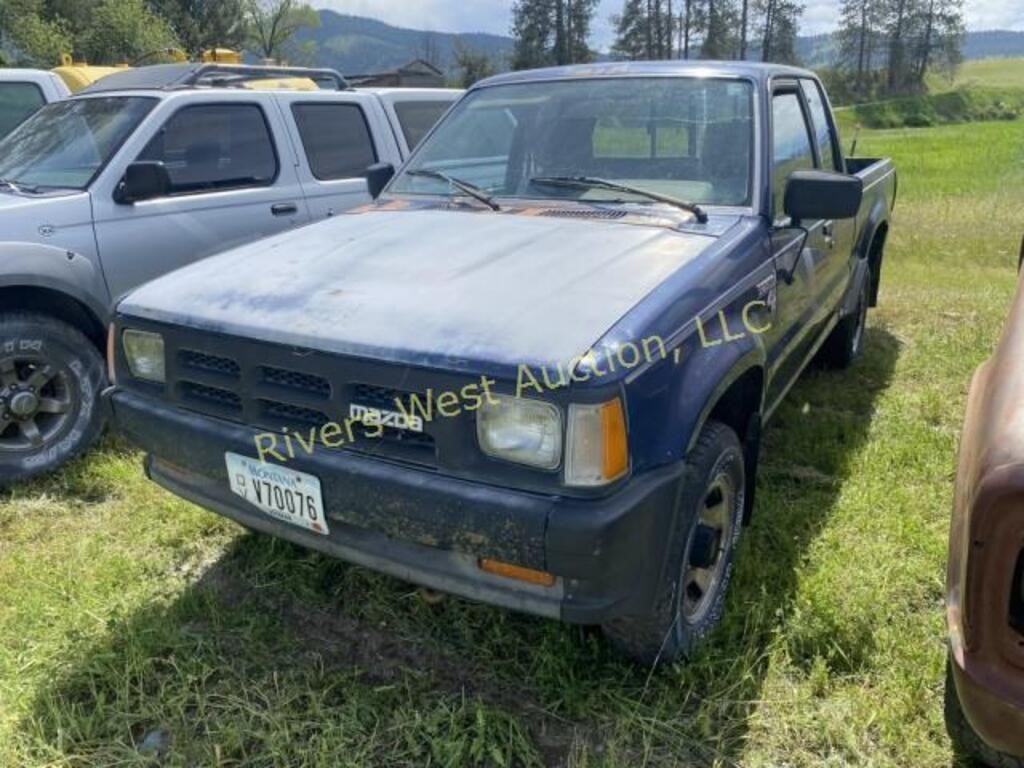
left=3, top=120, right=1024, bottom=766
left=835, top=56, right=1024, bottom=130
left=928, top=56, right=1024, bottom=91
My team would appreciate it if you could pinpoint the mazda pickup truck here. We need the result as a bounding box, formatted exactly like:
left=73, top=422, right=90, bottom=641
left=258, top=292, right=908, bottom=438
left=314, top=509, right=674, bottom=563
left=0, top=62, right=457, bottom=483
left=107, top=62, right=896, bottom=663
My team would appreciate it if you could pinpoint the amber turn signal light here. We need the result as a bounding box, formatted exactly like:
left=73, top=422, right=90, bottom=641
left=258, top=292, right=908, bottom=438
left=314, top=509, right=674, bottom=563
left=478, top=558, right=556, bottom=587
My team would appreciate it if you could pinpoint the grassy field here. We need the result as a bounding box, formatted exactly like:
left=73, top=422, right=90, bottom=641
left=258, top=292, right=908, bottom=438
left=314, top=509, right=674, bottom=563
left=3, top=122, right=1024, bottom=766
left=929, top=56, right=1024, bottom=91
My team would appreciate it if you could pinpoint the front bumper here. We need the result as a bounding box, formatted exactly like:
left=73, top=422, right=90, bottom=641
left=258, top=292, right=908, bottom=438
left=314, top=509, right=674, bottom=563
left=111, top=388, right=682, bottom=624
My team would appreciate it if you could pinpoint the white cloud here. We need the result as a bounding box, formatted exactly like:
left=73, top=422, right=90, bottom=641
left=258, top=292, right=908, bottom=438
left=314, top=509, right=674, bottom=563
left=315, top=0, right=1024, bottom=47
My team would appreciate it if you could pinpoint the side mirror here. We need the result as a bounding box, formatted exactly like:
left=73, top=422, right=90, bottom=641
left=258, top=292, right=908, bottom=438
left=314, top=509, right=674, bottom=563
left=114, top=161, right=171, bottom=204
left=365, top=162, right=395, bottom=200
left=784, top=170, right=863, bottom=224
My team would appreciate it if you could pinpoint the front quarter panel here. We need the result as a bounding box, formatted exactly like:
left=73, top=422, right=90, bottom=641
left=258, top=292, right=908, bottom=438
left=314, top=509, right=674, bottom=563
left=0, top=241, right=110, bottom=320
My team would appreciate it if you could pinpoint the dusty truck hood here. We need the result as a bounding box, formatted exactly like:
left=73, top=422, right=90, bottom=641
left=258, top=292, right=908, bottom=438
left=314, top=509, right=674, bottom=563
left=119, top=207, right=734, bottom=372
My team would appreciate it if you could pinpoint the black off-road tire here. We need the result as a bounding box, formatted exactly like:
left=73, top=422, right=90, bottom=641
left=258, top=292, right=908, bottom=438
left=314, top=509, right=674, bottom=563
left=602, top=420, right=745, bottom=665
left=945, top=655, right=1024, bottom=768
left=819, top=266, right=871, bottom=369
left=0, top=312, right=107, bottom=486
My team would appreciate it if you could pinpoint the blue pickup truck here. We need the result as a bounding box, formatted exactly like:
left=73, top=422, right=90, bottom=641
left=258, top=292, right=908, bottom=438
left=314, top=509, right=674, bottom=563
left=106, top=61, right=896, bottom=663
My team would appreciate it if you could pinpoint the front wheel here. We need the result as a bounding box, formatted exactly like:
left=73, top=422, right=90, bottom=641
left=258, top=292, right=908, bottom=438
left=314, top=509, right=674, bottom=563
left=602, top=420, right=745, bottom=665
left=0, top=312, right=107, bottom=486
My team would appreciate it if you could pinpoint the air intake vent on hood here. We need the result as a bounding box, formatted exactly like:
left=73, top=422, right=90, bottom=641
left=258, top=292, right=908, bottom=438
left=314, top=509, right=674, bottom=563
left=536, top=208, right=628, bottom=220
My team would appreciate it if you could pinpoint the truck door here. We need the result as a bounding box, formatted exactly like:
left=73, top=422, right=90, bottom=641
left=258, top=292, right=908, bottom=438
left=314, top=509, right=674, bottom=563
left=277, top=92, right=400, bottom=222
left=91, top=96, right=311, bottom=302
left=763, top=83, right=832, bottom=411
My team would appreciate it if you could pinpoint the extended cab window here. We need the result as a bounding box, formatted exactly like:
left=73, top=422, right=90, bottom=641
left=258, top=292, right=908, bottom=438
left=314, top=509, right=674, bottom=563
left=393, top=100, right=451, bottom=150
left=292, top=103, right=376, bottom=181
left=771, top=90, right=817, bottom=220
left=0, top=82, right=45, bottom=139
left=138, top=103, right=278, bottom=195
left=799, top=79, right=838, bottom=171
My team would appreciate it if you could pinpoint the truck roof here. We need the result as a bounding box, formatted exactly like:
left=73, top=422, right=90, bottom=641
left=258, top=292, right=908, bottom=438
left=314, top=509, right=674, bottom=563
left=475, top=60, right=816, bottom=89
left=78, top=62, right=350, bottom=94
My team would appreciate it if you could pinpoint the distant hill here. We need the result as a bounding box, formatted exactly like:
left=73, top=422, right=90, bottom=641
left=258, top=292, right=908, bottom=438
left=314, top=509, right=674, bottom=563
left=297, top=11, right=513, bottom=76
left=300, top=11, right=1024, bottom=78
left=793, top=29, right=1024, bottom=68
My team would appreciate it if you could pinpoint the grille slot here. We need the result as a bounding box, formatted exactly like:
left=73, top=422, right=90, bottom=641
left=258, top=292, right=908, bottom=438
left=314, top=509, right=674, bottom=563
left=350, top=382, right=421, bottom=411
left=180, top=349, right=240, bottom=377
left=261, top=366, right=331, bottom=398
left=260, top=400, right=329, bottom=428
left=180, top=381, right=242, bottom=413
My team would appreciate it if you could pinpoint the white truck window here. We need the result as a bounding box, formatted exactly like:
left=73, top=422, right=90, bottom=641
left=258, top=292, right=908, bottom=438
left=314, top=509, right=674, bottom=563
left=392, top=101, right=450, bottom=150
left=0, top=82, right=46, bottom=138
left=138, top=103, right=278, bottom=195
left=291, top=103, right=377, bottom=181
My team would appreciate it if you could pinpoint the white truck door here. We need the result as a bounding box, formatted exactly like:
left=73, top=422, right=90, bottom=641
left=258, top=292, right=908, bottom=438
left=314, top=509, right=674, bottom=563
left=277, top=91, right=402, bottom=222
left=91, top=93, right=312, bottom=302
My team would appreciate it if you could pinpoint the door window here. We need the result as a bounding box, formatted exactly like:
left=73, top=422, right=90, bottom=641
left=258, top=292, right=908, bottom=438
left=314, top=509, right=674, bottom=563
left=393, top=100, right=451, bottom=150
left=771, top=91, right=816, bottom=220
left=0, top=82, right=46, bottom=139
left=137, top=103, right=278, bottom=195
left=799, top=79, right=838, bottom=171
left=292, top=103, right=377, bottom=181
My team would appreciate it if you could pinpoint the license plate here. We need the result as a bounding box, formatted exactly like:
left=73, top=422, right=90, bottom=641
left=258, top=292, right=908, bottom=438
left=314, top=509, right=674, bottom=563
left=225, top=453, right=328, bottom=536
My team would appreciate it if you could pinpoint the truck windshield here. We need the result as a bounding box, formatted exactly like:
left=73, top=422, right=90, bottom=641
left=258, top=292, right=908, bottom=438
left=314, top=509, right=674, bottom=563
left=391, top=77, right=754, bottom=208
left=0, top=96, right=156, bottom=191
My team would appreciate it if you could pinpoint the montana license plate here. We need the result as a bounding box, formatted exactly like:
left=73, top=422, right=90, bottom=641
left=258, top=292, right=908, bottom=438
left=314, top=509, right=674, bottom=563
left=225, top=453, right=328, bottom=535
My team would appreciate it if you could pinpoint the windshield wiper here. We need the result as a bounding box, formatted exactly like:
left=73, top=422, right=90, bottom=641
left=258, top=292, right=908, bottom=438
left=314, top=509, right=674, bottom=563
left=0, top=177, right=41, bottom=195
left=529, top=176, right=708, bottom=223
left=406, top=169, right=501, bottom=211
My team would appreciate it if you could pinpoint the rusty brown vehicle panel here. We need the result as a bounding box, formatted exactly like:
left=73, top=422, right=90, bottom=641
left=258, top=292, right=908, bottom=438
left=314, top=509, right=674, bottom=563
left=947, top=238, right=1024, bottom=760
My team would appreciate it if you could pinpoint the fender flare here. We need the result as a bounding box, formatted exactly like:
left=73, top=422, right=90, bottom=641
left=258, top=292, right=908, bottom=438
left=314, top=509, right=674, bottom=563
left=682, top=341, right=767, bottom=455
left=0, top=241, right=110, bottom=327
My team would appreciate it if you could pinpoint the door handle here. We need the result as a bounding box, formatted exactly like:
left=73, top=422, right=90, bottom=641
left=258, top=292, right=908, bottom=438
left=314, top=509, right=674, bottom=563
left=822, top=220, right=835, bottom=249
left=271, top=202, right=298, bottom=216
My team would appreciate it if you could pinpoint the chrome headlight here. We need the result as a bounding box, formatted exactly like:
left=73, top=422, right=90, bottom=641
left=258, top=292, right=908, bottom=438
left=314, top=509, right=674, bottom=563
left=477, top=397, right=562, bottom=470
left=122, top=329, right=165, bottom=383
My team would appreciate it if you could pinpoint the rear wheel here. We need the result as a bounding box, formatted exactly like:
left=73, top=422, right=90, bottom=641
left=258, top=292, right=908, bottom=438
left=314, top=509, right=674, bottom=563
left=819, top=266, right=870, bottom=369
left=602, top=420, right=745, bottom=665
left=0, top=313, right=106, bottom=485
left=945, top=655, right=1024, bottom=767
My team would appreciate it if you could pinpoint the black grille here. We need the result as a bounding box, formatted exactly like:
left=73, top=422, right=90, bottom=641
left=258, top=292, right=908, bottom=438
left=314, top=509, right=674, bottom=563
left=260, top=400, right=329, bottom=427
left=261, top=366, right=331, bottom=398
left=180, top=349, right=240, bottom=377
left=181, top=381, right=241, bottom=412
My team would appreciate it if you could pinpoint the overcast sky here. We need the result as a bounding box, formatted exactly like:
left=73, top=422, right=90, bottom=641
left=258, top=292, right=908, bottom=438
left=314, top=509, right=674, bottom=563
left=317, top=0, right=1024, bottom=48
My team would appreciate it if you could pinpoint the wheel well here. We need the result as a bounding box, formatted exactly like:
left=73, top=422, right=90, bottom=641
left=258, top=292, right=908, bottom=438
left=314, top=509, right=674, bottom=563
left=706, top=366, right=764, bottom=524
left=867, top=223, right=888, bottom=307
left=0, top=286, right=106, bottom=349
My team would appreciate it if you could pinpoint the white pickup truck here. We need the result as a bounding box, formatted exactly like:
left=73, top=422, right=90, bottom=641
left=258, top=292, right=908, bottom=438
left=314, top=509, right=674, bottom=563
left=0, top=69, right=70, bottom=139
left=0, top=62, right=458, bottom=483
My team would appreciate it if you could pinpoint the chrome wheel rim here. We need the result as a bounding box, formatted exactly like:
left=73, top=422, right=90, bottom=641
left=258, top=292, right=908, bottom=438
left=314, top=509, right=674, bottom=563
left=681, top=472, right=736, bottom=623
left=0, top=355, right=74, bottom=454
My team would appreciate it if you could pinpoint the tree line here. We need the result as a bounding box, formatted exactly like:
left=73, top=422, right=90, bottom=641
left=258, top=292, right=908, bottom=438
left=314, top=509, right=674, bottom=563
left=509, top=0, right=964, bottom=100
left=0, top=0, right=319, bottom=68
